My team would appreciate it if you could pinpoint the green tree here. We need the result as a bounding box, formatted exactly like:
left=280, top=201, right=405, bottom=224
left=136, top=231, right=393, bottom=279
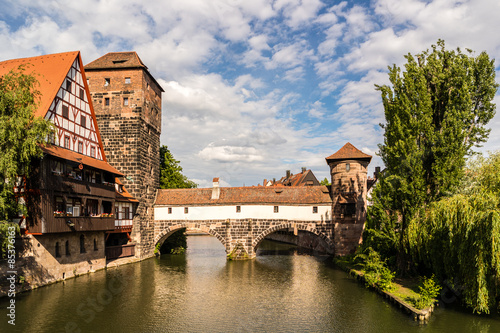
left=320, top=177, right=330, bottom=186
left=0, top=66, right=54, bottom=257
left=159, top=145, right=197, bottom=189
left=372, top=40, right=497, bottom=269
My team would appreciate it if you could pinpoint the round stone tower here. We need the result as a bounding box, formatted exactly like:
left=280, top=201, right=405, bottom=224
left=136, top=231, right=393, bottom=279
left=325, top=142, right=371, bottom=256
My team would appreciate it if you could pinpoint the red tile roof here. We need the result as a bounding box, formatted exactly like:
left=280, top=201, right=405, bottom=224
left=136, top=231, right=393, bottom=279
left=41, top=145, right=123, bottom=176
left=0, top=51, right=80, bottom=119
left=325, top=142, right=372, bottom=163
left=115, top=178, right=138, bottom=202
left=84, top=52, right=164, bottom=92
left=155, top=186, right=332, bottom=206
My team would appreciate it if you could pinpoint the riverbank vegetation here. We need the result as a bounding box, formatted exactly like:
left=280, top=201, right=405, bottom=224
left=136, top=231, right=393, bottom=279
left=362, top=40, right=499, bottom=314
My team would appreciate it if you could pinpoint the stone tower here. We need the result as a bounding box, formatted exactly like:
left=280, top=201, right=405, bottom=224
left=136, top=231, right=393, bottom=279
left=85, top=52, right=164, bottom=258
left=326, top=142, right=371, bottom=256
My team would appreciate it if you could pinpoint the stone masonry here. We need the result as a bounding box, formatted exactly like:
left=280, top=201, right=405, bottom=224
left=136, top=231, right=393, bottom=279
left=85, top=52, right=163, bottom=259
left=154, top=219, right=335, bottom=259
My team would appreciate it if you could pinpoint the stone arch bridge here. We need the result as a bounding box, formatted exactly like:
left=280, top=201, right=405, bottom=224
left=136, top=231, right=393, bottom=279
left=154, top=219, right=336, bottom=259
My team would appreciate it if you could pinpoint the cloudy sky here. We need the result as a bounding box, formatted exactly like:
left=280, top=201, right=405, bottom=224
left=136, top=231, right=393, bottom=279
left=1, top=0, right=499, bottom=187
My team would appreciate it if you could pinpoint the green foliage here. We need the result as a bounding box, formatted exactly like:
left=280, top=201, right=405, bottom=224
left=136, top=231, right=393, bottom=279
left=418, top=275, right=442, bottom=308
left=0, top=66, right=54, bottom=257
left=0, top=221, right=19, bottom=259
left=371, top=40, right=497, bottom=273
left=0, top=66, right=54, bottom=220
left=407, top=153, right=500, bottom=313
left=320, top=177, right=330, bottom=186
left=159, top=145, right=197, bottom=189
left=354, top=247, right=395, bottom=292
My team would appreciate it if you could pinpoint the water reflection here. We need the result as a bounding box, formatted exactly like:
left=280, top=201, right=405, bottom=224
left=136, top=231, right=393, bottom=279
left=1, top=235, right=499, bottom=333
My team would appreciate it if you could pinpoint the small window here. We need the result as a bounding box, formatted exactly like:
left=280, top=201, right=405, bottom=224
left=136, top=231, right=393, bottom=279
left=346, top=163, right=350, bottom=172
left=94, top=239, right=98, bottom=251
left=62, top=105, right=69, bottom=119
left=236, top=206, right=241, bottom=213
left=79, top=88, right=84, bottom=99
left=81, top=115, right=86, bottom=128
left=66, top=80, right=71, bottom=91
left=80, top=235, right=86, bottom=253
left=55, top=242, right=61, bottom=258
left=90, top=146, right=95, bottom=158
left=104, top=97, right=110, bottom=106
left=65, top=240, right=70, bottom=256
left=78, top=141, right=83, bottom=154
left=104, top=78, right=110, bottom=86
left=125, top=77, right=131, bottom=84
left=168, top=207, right=172, bottom=214
left=184, top=207, right=188, bottom=214
left=313, top=206, right=318, bottom=214
left=64, top=136, right=70, bottom=149
left=123, top=97, right=129, bottom=106
left=274, top=206, right=279, bottom=213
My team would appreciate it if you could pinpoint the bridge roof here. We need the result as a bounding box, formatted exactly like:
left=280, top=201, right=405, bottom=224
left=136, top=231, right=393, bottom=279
left=155, top=186, right=332, bottom=206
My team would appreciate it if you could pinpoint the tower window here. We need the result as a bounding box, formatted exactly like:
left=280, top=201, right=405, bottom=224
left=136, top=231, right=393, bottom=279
left=104, top=78, right=110, bottom=86
left=184, top=207, right=188, bottom=214
left=313, top=206, right=318, bottom=213
left=274, top=206, right=279, bottom=213
left=125, top=77, right=131, bottom=84
left=168, top=207, right=172, bottom=214
left=346, top=163, right=350, bottom=172
left=236, top=206, right=241, bottom=213
left=104, top=97, right=110, bottom=106
left=123, top=97, right=129, bottom=106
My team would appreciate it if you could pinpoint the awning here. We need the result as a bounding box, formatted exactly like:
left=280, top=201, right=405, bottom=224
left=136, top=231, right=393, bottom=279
left=41, top=145, right=124, bottom=176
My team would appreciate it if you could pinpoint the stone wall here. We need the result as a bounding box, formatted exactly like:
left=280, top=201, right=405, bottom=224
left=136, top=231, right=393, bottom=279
left=154, top=219, right=335, bottom=259
left=0, top=232, right=106, bottom=295
left=87, top=66, right=162, bottom=259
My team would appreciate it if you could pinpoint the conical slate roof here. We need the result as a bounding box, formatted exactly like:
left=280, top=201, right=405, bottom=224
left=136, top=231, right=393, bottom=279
left=325, top=142, right=372, bottom=163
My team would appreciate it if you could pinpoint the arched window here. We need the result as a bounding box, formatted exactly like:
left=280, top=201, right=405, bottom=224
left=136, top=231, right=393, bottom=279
left=94, top=238, right=98, bottom=251
left=80, top=235, right=86, bottom=253
left=65, top=240, right=70, bottom=256
left=55, top=242, right=61, bottom=258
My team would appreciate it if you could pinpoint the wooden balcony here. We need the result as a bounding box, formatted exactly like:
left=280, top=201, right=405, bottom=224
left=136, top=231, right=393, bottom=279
left=27, top=215, right=115, bottom=234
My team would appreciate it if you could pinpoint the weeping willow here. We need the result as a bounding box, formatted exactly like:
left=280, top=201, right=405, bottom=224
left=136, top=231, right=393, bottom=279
left=407, top=191, right=500, bottom=314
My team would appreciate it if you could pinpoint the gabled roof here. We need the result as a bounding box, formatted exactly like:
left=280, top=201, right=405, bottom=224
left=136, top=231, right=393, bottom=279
left=325, top=142, right=372, bottom=163
left=155, top=186, right=332, bottom=206
left=0, top=51, right=80, bottom=118
left=84, top=52, right=147, bottom=70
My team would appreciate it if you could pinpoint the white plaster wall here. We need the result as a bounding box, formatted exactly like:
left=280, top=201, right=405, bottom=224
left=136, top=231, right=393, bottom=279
left=155, top=204, right=331, bottom=222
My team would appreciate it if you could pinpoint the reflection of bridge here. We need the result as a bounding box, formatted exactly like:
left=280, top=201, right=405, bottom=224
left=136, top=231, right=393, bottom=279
left=154, top=219, right=334, bottom=259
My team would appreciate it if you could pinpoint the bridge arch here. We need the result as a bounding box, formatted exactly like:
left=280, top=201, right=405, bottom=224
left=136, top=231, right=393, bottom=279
left=252, top=222, right=334, bottom=255
left=154, top=223, right=227, bottom=252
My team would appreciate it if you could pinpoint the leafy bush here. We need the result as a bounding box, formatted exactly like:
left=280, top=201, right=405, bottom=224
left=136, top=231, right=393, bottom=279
left=355, top=247, right=395, bottom=292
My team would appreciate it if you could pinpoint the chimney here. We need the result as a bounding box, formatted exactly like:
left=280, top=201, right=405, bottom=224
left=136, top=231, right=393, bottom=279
left=263, top=179, right=267, bottom=187
left=286, top=170, right=291, bottom=179
left=211, top=177, right=220, bottom=200
left=301, top=167, right=306, bottom=173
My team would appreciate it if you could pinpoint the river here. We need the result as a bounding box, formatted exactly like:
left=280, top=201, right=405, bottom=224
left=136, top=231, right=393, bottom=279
left=1, top=235, right=499, bottom=332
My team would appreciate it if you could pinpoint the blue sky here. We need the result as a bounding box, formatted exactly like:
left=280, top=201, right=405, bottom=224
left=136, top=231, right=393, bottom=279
left=1, top=0, right=500, bottom=187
